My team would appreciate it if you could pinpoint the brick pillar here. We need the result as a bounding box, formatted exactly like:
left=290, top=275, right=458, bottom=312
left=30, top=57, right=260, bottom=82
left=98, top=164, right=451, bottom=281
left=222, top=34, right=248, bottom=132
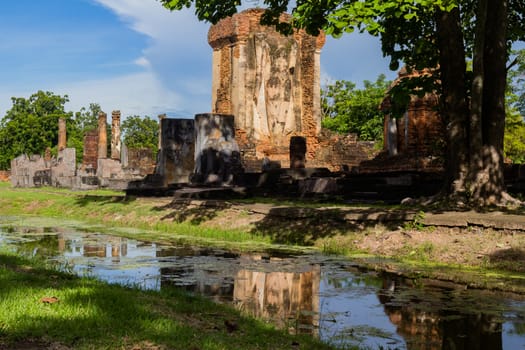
left=58, top=117, right=67, bottom=151
left=98, top=112, right=107, bottom=159
left=111, top=110, right=121, bottom=160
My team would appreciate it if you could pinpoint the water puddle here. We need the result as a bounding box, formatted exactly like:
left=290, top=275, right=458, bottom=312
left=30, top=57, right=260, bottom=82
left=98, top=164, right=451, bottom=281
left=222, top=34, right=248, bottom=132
left=1, top=217, right=525, bottom=349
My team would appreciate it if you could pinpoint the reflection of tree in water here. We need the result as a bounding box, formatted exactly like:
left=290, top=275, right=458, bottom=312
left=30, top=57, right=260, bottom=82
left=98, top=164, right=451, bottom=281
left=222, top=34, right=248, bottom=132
left=14, top=232, right=60, bottom=258
left=378, top=276, right=503, bottom=350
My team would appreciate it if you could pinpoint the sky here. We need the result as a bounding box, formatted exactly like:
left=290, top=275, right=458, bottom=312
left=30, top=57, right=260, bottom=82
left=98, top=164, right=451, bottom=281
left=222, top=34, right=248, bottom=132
left=0, top=0, right=396, bottom=120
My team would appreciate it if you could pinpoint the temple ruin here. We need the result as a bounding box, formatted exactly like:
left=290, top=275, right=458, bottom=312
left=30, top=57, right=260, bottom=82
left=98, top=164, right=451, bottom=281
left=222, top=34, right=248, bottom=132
left=8, top=9, right=461, bottom=199
left=208, top=8, right=376, bottom=172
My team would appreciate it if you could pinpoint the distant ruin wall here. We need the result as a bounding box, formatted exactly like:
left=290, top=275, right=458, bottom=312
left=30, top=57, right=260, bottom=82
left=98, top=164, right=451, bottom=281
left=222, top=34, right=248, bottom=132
left=82, top=129, right=99, bottom=171
left=0, top=171, right=10, bottom=182
left=209, top=8, right=325, bottom=171
left=125, top=147, right=155, bottom=176
left=309, top=131, right=380, bottom=171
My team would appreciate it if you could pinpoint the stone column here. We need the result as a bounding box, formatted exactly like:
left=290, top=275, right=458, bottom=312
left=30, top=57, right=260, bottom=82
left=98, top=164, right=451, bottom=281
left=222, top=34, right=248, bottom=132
left=111, top=110, right=121, bottom=160
left=97, top=112, right=107, bottom=159
left=58, top=117, right=67, bottom=151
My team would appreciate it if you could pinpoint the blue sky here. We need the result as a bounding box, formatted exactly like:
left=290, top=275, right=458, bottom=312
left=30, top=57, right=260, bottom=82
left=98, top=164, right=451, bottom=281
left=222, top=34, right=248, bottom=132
left=0, top=0, right=395, bottom=120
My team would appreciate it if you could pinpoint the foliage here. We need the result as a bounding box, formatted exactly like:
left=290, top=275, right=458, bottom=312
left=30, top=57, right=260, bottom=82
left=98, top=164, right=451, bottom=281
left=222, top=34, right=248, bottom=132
left=505, top=51, right=525, bottom=164
left=121, top=115, right=159, bottom=158
left=0, top=91, right=71, bottom=170
left=504, top=111, right=525, bottom=164
left=321, top=74, right=390, bottom=143
left=508, top=49, right=525, bottom=118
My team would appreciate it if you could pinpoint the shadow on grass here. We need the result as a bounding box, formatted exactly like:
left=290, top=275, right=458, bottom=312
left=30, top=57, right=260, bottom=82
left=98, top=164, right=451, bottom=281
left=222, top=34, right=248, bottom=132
left=74, top=194, right=136, bottom=207
left=489, top=248, right=525, bottom=273
left=152, top=199, right=232, bottom=225
left=249, top=206, right=416, bottom=245
left=0, top=253, right=334, bottom=350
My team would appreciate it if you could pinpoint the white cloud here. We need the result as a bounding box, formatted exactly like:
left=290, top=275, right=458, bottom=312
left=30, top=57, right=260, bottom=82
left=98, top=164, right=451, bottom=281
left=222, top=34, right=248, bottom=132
left=55, top=72, right=185, bottom=119
left=89, top=0, right=212, bottom=115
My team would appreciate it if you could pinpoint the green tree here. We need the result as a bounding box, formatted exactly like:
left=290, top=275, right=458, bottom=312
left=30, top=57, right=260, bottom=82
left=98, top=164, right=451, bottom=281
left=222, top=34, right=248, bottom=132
left=160, top=0, right=525, bottom=206
left=321, top=74, right=390, bottom=143
left=0, top=91, right=71, bottom=170
left=505, top=50, right=525, bottom=164
left=508, top=49, right=525, bottom=118
left=121, top=116, right=159, bottom=158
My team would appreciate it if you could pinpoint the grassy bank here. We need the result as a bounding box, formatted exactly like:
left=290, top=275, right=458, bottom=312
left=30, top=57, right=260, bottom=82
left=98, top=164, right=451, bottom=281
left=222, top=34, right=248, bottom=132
left=0, top=183, right=276, bottom=250
left=0, top=249, right=336, bottom=350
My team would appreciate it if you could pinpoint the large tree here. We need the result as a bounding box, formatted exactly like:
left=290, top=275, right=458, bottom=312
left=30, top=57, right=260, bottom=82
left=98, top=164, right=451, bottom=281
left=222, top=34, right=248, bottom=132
left=0, top=91, right=71, bottom=170
left=160, top=0, right=525, bottom=206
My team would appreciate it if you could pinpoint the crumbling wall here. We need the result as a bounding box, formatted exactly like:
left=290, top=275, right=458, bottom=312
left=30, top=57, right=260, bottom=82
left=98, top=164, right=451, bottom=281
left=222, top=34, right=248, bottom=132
left=382, top=68, right=445, bottom=162
left=10, top=149, right=77, bottom=188
left=82, top=129, right=99, bottom=171
left=309, top=130, right=380, bottom=171
left=10, top=154, right=48, bottom=187
left=0, top=171, right=10, bottom=182
left=125, top=147, right=156, bottom=176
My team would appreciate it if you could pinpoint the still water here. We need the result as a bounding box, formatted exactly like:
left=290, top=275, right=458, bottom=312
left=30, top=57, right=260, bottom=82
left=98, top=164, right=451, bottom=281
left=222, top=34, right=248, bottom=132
left=1, top=217, right=525, bottom=349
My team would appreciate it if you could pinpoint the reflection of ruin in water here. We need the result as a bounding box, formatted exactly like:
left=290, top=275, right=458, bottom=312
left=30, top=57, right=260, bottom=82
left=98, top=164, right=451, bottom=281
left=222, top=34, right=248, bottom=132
left=233, top=255, right=320, bottom=335
left=379, top=275, right=503, bottom=350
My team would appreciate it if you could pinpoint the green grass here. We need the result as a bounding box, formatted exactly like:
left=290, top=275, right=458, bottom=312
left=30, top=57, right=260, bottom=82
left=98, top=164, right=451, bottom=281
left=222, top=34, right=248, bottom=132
left=0, top=250, right=338, bottom=350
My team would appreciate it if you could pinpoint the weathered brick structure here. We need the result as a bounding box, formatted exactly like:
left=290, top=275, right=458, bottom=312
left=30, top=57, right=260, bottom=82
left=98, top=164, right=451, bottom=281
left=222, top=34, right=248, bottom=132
left=208, top=8, right=325, bottom=171
left=362, top=68, right=445, bottom=172
left=82, top=129, right=99, bottom=171
left=97, top=112, right=108, bottom=160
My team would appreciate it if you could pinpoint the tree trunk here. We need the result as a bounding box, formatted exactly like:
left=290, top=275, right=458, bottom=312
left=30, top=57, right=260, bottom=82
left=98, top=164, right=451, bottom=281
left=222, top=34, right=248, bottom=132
left=469, top=0, right=488, bottom=187
left=470, top=0, right=509, bottom=205
left=435, top=7, right=470, bottom=200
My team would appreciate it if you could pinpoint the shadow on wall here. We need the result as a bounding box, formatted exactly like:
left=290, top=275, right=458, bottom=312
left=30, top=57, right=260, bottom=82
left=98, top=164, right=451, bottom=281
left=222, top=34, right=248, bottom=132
left=192, top=114, right=244, bottom=186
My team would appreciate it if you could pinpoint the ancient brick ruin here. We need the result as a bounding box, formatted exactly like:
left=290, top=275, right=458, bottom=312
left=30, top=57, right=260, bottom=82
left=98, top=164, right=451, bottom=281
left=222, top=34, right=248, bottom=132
left=11, top=111, right=155, bottom=190
left=207, top=9, right=379, bottom=173
left=361, top=68, right=446, bottom=173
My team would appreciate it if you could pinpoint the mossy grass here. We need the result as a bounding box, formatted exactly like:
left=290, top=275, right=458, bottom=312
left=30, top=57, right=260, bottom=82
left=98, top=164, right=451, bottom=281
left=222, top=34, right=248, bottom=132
left=0, top=249, right=338, bottom=350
